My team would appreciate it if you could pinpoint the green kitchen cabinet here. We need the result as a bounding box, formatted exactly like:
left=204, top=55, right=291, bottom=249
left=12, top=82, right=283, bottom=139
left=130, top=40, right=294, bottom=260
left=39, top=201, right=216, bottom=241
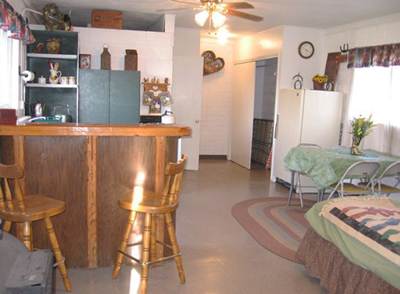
left=79, top=69, right=140, bottom=124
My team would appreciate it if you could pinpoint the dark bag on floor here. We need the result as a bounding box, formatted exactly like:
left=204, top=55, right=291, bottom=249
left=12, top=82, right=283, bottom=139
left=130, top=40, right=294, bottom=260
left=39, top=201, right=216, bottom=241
left=5, top=250, right=54, bottom=294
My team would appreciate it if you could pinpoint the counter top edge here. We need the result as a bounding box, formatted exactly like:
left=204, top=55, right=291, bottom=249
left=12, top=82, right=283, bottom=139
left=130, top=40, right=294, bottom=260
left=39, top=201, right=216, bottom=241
left=0, top=123, right=191, bottom=137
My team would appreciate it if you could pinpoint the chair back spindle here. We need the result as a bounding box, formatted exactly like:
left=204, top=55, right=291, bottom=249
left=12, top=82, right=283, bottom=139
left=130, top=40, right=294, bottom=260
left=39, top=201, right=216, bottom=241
left=161, top=155, right=187, bottom=206
left=0, top=164, right=26, bottom=213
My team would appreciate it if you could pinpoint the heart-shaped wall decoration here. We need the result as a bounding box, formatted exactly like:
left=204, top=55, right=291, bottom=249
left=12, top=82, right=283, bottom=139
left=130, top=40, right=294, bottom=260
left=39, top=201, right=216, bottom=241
left=202, top=50, right=225, bottom=76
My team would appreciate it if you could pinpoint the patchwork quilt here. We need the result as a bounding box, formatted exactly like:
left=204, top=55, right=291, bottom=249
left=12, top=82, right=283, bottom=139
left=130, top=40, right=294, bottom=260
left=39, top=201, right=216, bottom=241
left=305, top=196, right=400, bottom=290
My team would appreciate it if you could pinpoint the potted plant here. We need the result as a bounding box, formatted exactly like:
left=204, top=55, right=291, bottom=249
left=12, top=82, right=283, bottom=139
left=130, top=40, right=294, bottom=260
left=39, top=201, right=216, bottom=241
left=349, top=115, right=375, bottom=155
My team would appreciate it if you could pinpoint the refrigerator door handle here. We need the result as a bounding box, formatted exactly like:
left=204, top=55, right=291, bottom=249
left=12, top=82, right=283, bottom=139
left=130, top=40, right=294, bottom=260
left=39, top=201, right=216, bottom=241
left=274, top=114, right=280, bottom=139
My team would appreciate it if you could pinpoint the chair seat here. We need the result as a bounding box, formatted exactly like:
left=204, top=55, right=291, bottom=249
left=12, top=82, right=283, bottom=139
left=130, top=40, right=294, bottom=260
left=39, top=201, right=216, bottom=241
left=118, top=191, right=178, bottom=214
left=378, top=184, right=400, bottom=193
left=0, top=195, right=65, bottom=222
left=329, top=182, right=372, bottom=194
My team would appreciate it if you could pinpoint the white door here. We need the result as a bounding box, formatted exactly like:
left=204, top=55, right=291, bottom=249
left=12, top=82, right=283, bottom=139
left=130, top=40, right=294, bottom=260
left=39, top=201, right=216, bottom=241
left=230, top=62, right=256, bottom=169
left=271, top=89, right=304, bottom=183
left=172, top=56, right=203, bottom=170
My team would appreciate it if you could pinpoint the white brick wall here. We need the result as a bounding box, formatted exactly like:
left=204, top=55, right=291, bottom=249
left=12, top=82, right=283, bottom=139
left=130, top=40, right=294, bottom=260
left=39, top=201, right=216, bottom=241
left=75, top=27, right=174, bottom=115
left=199, top=39, right=234, bottom=155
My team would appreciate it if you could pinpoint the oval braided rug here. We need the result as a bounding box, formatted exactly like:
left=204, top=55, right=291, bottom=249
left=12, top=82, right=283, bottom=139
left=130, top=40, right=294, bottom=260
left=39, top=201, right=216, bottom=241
left=231, top=197, right=315, bottom=263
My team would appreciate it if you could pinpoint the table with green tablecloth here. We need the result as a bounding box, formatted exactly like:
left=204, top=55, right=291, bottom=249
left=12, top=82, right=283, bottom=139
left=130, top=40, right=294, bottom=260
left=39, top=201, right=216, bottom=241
left=283, top=146, right=400, bottom=201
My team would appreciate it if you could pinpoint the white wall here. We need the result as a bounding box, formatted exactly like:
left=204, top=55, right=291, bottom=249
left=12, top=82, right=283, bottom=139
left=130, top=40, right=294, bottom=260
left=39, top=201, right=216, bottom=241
left=200, top=38, right=234, bottom=155
left=254, top=59, right=277, bottom=120
left=280, top=26, right=324, bottom=89
left=8, top=0, right=26, bottom=12
left=234, top=26, right=283, bottom=63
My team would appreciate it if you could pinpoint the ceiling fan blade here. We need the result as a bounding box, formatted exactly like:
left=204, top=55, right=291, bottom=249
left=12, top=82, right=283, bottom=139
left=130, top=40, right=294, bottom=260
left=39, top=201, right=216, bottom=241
left=221, top=2, right=254, bottom=9
left=171, top=0, right=200, bottom=5
left=156, top=7, right=198, bottom=12
left=225, top=9, right=263, bottom=22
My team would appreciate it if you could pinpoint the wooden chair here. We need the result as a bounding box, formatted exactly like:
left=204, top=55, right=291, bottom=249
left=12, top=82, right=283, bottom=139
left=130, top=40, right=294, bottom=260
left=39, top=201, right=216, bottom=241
left=0, top=163, right=71, bottom=292
left=113, top=155, right=187, bottom=294
left=327, top=161, right=381, bottom=200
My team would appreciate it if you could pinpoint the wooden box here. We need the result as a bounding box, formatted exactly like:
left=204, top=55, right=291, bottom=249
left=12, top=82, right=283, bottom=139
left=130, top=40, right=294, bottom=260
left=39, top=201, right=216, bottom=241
left=91, top=11, right=123, bottom=29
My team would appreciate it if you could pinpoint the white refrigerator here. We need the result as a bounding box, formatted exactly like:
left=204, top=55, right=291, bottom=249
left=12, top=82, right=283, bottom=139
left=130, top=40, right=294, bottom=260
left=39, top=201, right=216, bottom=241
left=271, top=89, right=343, bottom=190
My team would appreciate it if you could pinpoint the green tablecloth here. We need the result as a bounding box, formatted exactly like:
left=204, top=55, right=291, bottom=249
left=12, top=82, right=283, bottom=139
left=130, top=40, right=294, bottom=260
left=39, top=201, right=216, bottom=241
left=283, top=147, right=400, bottom=189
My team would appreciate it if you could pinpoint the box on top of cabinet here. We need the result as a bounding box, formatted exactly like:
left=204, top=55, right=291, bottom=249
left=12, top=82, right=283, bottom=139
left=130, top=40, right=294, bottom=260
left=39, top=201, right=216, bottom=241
left=91, top=11, right=123, bottom=29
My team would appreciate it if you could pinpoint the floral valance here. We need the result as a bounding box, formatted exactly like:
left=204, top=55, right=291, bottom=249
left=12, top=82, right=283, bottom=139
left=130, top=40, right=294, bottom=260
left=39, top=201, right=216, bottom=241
left=0, top=0, right=35, bottom=44
left=347, top=43, right=400, bottom=69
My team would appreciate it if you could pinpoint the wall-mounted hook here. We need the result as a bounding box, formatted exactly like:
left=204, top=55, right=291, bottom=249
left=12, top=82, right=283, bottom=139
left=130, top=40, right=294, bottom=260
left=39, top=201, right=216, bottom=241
left=18, top=66, right=28, bottom=78
left=340, top=43, right=349, bottom=53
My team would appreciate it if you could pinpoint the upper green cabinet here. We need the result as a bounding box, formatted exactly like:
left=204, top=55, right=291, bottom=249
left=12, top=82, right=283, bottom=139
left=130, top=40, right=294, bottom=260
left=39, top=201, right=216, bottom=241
left=79, top=69, right=140, bottom=124
left=25, top=30, right=79, bottom=121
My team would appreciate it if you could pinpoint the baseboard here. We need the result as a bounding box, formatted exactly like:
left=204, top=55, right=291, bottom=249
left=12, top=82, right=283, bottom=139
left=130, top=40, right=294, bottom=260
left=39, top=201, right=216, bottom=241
left=199, top=155, right=227, bottom=160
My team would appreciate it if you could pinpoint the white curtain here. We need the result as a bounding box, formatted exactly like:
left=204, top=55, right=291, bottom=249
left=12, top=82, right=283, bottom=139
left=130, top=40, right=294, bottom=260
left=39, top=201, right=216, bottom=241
left=343, top=66, right=400, bottom=156
left=0, top=29, right=21, bottom=112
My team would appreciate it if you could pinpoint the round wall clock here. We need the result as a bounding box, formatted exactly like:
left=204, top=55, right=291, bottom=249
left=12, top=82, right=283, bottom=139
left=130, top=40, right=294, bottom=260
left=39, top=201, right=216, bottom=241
left=298, top=41, right=314, bottom=59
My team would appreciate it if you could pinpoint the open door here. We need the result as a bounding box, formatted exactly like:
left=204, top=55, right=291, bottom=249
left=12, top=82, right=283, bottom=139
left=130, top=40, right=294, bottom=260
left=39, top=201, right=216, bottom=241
left=230, top=62, right=256, bottom=169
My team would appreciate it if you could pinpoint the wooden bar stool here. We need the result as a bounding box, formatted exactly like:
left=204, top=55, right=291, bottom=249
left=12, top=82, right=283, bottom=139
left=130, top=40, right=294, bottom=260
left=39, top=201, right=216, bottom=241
left=0, top=163, right=71, bottom=292
left=112, top=155, right=187, bottom=294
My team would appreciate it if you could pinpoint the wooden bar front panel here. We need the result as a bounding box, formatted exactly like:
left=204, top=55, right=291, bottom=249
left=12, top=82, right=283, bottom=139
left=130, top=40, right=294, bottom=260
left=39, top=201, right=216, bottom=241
left=25, top=136, right=88, bottom=268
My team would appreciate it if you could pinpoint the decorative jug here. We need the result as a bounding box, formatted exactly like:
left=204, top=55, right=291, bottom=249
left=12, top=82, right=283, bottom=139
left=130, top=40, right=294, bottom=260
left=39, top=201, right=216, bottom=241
left=49, top=69, right=62, bottom=84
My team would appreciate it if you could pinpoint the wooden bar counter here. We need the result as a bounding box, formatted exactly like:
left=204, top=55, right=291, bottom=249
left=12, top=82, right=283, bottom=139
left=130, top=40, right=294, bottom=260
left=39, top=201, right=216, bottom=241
left=0, top=123, right=190, bottom=269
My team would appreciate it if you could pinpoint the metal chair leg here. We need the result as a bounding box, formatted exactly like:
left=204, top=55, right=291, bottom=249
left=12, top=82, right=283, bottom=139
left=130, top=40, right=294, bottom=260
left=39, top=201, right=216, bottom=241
left=287, top=170, right=295, bottom=206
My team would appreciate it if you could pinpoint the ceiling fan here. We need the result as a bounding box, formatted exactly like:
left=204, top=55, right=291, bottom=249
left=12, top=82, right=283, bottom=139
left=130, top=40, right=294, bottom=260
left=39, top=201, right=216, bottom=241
left=157, top=0, right=263, bottom=33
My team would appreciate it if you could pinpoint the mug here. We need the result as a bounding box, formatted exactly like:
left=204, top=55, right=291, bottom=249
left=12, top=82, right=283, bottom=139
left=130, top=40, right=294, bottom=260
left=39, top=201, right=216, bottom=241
left=49, top=69, right=62, bottom=84
left=68, top=76, right=76, bottom=85
left=60, top=77, right=69, bottom=85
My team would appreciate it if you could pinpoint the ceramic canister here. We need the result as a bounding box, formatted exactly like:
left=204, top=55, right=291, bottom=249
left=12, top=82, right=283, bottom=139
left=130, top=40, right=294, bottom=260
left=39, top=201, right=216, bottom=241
left=60, top=77, right=69, bottom=85
left=38, top=76, right=46, bottom=84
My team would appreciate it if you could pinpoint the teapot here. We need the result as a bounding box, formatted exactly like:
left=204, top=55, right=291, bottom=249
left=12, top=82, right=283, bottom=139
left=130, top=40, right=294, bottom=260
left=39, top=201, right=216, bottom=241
left=31, top=101, right=46, bottom=117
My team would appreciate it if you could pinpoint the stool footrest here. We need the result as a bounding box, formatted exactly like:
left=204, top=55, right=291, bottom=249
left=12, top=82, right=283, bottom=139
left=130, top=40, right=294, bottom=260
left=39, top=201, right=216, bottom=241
left=127, top=240, right=173, bottom=250
left=118, top=249, right=182, bottom=266
left=53, top=256, right=65, bottom=268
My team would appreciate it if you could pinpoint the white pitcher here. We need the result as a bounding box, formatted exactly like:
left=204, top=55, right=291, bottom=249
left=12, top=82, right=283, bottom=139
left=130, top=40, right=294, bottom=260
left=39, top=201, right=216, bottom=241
left=49, top=69, right=62, bottom=84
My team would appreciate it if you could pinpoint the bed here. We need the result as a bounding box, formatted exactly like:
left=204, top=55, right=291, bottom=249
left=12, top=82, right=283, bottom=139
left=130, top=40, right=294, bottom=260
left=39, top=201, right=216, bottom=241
left=296, top=196, right=400, bottom=294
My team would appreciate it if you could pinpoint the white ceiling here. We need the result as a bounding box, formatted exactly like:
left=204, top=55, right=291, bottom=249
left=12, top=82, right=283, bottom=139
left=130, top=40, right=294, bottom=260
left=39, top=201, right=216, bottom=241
left=23, top=0, right=400, bottom=38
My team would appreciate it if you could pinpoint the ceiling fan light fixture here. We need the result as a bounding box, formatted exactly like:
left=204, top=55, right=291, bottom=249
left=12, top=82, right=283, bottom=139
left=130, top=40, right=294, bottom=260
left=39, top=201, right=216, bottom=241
left=195, top=10, right=209, bottom=27
left=211, top=11, right=226, bottom=28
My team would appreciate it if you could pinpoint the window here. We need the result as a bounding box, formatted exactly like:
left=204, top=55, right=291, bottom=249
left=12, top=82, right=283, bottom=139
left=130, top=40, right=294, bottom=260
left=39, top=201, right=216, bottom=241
left=345, top=66, right=400, bottom=155
left=0, top=30, right=22, bottom=113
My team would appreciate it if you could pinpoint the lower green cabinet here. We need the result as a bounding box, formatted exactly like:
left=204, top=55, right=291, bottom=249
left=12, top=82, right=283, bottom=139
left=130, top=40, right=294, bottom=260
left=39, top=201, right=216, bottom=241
left=79, top=69, right=140, bottom=124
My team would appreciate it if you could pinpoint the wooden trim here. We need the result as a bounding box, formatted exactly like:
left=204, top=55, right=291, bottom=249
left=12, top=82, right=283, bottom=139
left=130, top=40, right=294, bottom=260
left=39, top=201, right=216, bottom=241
left=13, top=136, right=26, bottom=240
left=87, top=135, right=98, bottom=268
left=13, top=136, right=26, bottom=194
left=0, top=124, right=191, bottom=137
left=155, top=136, right=166, bottom=259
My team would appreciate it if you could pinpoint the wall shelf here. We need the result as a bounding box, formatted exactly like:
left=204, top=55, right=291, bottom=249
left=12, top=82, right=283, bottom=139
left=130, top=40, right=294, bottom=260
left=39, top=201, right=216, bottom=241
left=25, top=83, right=78, bottom=88
left=27, top=53, right=77, bottom=60
left=25, top=30, right=79, bottom=122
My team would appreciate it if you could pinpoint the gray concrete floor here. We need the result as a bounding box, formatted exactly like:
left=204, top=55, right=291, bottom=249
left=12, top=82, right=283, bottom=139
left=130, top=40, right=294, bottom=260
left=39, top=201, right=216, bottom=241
left=56, top=159, right=326, bottom=294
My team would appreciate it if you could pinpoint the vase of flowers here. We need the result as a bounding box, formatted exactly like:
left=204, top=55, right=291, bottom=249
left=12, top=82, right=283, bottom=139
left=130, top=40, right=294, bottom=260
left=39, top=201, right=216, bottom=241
left=349, top=115, right=375, bottom=155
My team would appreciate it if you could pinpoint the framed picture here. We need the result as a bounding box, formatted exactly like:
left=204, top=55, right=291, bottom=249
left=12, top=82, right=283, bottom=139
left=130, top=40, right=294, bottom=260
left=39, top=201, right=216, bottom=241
left=79, top=54, right=91, bottom=69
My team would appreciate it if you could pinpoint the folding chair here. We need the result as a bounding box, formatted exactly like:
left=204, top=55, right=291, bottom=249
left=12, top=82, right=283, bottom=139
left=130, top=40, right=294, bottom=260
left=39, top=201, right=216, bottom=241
left=327, top=161, right=381, bottom=200
left=375, top=161, right=400, bottom=196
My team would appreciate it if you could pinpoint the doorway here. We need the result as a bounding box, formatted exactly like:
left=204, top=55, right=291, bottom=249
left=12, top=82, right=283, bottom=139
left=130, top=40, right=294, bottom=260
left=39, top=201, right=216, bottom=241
left=230, top=57, right=278, bottom=170
left=251, top=58, right=278, bottom=169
